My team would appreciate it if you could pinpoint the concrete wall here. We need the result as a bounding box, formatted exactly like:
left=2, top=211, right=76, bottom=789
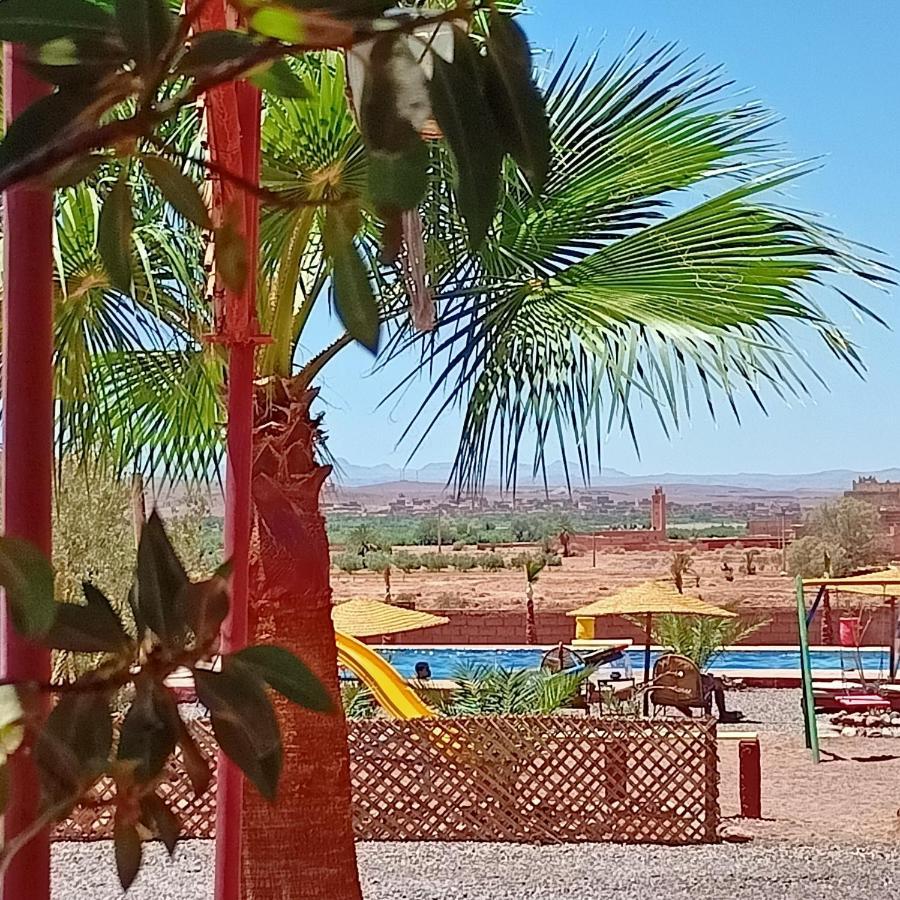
left=371, top=605, right=897, bottom=647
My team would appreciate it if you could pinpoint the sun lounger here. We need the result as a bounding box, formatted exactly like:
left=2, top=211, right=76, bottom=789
left=875, top=684, right=900, bottom=709
left=812, top=680, right=863, bottom=691
left=833, top=694, right=890, bottom=712
left=811, top=679, right=888, bottom=712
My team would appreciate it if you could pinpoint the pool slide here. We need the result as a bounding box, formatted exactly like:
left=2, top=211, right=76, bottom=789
left=335, top=631, right=434, bottom=719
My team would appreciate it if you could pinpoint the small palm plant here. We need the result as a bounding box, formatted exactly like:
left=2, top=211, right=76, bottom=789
left=523, top=557, right=546, bottom=645
left=653, top=615, right=769, bottom=671
left=446, top=665, right=592, bottom=716
left=670, top=552, right=696, bottom=594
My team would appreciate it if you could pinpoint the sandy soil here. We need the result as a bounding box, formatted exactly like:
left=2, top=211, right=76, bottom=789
left=332, top=546, right=795, bottom=612
left=719, top=732, right=900, bottom=843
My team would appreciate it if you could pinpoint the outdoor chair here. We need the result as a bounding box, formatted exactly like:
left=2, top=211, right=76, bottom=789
left=647, top=653, right=711, bottom=717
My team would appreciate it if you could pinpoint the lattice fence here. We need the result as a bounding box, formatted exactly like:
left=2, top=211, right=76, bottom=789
left=53, top=715, right=718, bottom=845
left=52, top=719, right=219, bottom=842
left=349, top=716, right=719, bottom=844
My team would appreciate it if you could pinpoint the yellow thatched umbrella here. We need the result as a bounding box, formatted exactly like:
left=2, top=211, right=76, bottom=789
left=803, top=567, right=900, bottom=596
left=332, top=599, right=449, bottom=639
left=568, top=581, right=736, bottom=713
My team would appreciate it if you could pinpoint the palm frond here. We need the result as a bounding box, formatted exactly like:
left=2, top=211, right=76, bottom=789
left=383, top=43, right=892, bottom=495
left=85, top=347, right=225, bottom=484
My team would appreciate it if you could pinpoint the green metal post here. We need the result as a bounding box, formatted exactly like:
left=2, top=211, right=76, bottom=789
left=796, top=575, right=820, bottom=762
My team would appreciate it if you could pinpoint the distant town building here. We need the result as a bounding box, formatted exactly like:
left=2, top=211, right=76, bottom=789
left=650, top=486, right=667, bottom=534
left=846, top=476, right=900, bottom=510
left=845, top=476, right=900, bottom=552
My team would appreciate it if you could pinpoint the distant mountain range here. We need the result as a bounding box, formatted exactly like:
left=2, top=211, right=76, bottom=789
left=332, top=458, right=900, bottom=493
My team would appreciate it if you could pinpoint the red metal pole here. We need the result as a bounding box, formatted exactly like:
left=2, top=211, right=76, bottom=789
left=215, top=342, right=255, bottom=900
left=216, top=86, right=261, bottom=900
left=1, top=44, right=54, bottom=900
left=195, top=1, right=263, bottom=893
left=738, top=738, right=762, bottom=819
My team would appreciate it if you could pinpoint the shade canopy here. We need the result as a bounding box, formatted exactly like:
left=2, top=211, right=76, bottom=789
left=332, top=599, right=449, bottom=638
left=567, top=581, right=736, bottom=619
left=803, top=568, right=900, bottom=597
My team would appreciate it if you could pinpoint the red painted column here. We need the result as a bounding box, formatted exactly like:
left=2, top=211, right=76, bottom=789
left=215, top=342, right=255, bottom=900
left=195, top=0, right=263, bottom=891
left=1, top=44, right=54, bottom=900
left=215, top=84, right=260, bottom=893
left=738, top=739, right=762, bottom=819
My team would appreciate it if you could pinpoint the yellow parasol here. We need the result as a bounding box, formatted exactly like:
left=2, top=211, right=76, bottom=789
left=802, top=567, right=900, bottom=596
left=332, top=598, right=449, bottom=639
left=568, top=581, right=736, bottom=713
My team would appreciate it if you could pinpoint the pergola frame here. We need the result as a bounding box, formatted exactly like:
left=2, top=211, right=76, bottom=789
left=797, top=572, right=900, bottom=764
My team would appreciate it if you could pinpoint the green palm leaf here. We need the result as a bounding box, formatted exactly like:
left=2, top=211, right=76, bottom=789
left=386, top=43, right=892, bottom=494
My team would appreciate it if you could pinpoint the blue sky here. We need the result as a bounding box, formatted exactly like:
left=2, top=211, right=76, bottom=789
left=307, top=0, right=899, bottom=477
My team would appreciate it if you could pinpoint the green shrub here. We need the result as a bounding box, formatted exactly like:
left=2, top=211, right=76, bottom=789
left=479, top=552, right=505, bottom=571
left=333, top=552, right=363, bottom=574
left=392, top=550, right=421, bottom=573
left=420, top=552, right=450, bottom=571
left=364, top=551, right=393, bottom=573
left=446, top=665, right=592, bottom=715
left=452, top=540, right=466, bottom=552
left=451, top=553, right=477, bottom=572
left=341, top=683, right=377, bottom=719
left=511, top=550, right=558, bottom=569
left=652, top=614, right=770, bottom=671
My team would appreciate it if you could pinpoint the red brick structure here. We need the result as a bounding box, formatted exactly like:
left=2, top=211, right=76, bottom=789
left=363, top=605, right=896, bottom=647
left=569, top=486, right=784, bottom=554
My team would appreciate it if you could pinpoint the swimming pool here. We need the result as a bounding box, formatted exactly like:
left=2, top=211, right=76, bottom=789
left=374, top=646, right=892, bottom=680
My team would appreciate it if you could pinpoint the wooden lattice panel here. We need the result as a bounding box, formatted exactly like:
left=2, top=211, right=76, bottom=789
left=348, top=716, right=719, bottom=844
left=53, top=715, right=718, bottom=846
left=52, top=720, right=219, bottom=842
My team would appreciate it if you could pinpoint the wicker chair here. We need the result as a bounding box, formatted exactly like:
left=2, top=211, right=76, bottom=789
left=648, top=653, right=711, bottom=717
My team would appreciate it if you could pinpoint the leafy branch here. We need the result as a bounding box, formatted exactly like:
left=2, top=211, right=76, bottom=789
left=0, top=511, right=331, bottom=890
left=0, top=0, right=550, bottom=351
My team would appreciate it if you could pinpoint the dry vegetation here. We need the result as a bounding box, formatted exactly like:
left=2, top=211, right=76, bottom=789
left=331, top=546, right=793, bottom=612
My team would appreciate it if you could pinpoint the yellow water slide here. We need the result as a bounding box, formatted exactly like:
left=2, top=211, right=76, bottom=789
left=335, top=631, right=434, bottom=719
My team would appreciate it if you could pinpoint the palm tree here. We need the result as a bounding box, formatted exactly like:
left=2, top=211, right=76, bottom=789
left=670, top=551, right=696, bottom=594
left=387, top=46, right=889, bottom=496
left=48, top=42, right=888, bottom=900
left=523, top=556, right=545, bottom=644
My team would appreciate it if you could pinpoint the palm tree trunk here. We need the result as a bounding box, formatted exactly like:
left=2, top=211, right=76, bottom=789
left=242, top=379, right=361, bottom=900
left=525, top=583, right=538, bottom=645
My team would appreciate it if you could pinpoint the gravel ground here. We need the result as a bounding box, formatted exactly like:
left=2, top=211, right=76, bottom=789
left=717, top=687, right=803, bottom=733
left=51, top=840, right=900, bottom=900
left=358, top=842, right=900, bottom=900
left=52, top=842, right=211, bottom=900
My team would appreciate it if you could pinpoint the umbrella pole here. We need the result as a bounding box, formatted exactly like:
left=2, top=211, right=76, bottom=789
left=642, top=613, right=653, bottom=716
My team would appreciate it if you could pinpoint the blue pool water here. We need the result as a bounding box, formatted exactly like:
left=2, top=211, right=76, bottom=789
left=374, top=646, right=891, bottom=680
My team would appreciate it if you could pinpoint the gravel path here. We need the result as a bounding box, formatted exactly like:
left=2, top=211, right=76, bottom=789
left=52, top=840, right=900, bottom=899
left=358, top=842, right=900, bottom=900
left=717, top=687, right=803, bottom=733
